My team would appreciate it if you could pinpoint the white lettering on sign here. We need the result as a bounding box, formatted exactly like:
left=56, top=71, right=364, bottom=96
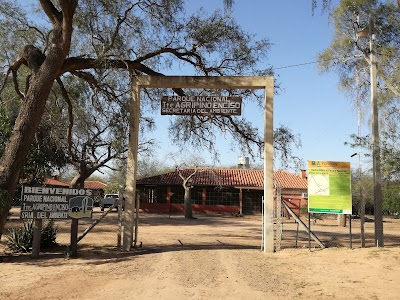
left=36, top=212, right=47, bottom=219
left=23, top=186, right=92, bottom=196
left=21, top=212, right=33, bottom=219
left=161, top=96, right=242, bottom=116
left=20, top=186, right=93, bottom=220
left=49, top=212, right=69, bottom=219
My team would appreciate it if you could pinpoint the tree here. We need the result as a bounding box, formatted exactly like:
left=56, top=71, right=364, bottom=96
left=0, top=103, right=67, bottom=186
left=170, top=153, right=205, bottom=218
left=313, top=0, right=400, bottom=12
left=382, top=181, right=400, bottom=214
left=319, top=0, right=400, bottom=219
left=351, top=167, right=374, bottom=214
left=0, top=0, right=300, bottom=239
left=312, top=0, right=333, bottom=12
left=318, top=1, right=400, bottom=99
left=380, top=115, right=400, bottom=181
left=0, top=0, right=78, bottom=239
left=176, top=167, right=198, bottom=219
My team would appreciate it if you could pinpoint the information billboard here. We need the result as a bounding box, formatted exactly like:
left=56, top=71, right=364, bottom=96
left=20, top=186, right=94, bottom=219
left=307, top=160, right=352, bottom=214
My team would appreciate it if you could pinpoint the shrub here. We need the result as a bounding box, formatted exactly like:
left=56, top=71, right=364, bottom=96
left=41, top=220, right=58, bottom=248
left=6, top=220, right=58, bottom=253
left=6, top=221, right=34, bottom=252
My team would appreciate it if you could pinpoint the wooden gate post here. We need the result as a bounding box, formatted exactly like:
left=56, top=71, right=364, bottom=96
left=70, top=218, right=79, bottom=257
left=123, top=77, right=140, bottom=251
left=31, top=219, right=42, bottom=258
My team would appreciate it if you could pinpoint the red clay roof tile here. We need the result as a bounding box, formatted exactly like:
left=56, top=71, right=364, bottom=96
left=43, top=178, right=107, bottom=189
left=83, top=181, right=108, bottom=189
left=137, top=168, right=307, bottom=189
left=43, top=178, right=70, bottom=187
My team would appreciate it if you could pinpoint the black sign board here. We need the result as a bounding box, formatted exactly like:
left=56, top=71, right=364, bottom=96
left=20, top=186, right=94, bottom=219
left=161, top=96, right=242, bottom=115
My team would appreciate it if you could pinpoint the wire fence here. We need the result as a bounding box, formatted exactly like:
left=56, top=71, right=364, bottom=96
left=2, top=198, right=400, bottom=254
left=276, top=199, right=400, bottom=250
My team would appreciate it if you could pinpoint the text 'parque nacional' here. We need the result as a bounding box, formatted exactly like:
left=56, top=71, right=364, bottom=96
left=160, top=96, right=242, bottom=115
left=20, top=186, right=94, bottom=220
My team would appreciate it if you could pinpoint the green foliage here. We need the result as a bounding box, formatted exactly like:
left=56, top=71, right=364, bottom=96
left=5, top=220, right=58, bottom=253
left=21, top=122, right=68, bottom=184
left=322, top=0, right=400, bottom=217
left=40, top=220, right=58, bottom=248
left=383, top=182, right=400, bottom=215
left=300, top=204, right=308, bottom=215
left=6, top=221, right=34, bottom=252
left=0, top=98, right=68, bottom=185
left=381, top=127, right=400, bottom=181
left=0, top=105, right=12, bottom=157
left=318, top=0, right=400, bottom=112
left=105, top=159, right=127, bottom=194
left=0, top=0, right=302, bottom=195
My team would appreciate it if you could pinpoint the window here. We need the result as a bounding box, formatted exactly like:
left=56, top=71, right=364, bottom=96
left=140, top=186, right=167, bottom=203
left=191, top=187, right=203, bottom=204
left=206, top=187, right=239, bottom=206
left=242, top=190, right=263, bottom=214
left=170, top=186, right=184, bottom=204
left=156, top=187, right=167, bottom=203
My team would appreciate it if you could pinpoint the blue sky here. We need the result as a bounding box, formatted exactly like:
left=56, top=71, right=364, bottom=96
left=145, top=0, right=363, bottom=171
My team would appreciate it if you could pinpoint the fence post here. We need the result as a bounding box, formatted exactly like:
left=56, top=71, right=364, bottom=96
left=276, top=188, right=282, bottom=251
left=31, top=219, right=42, bottom=258
left=133, top=194, right=140, bottom=247
left=70, top=218, right=79, bottom=257
left=117, top=187, right=124, bottom=251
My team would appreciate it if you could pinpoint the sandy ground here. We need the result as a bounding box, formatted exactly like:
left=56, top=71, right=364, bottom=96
left=1, top=212, right=400, bottom=300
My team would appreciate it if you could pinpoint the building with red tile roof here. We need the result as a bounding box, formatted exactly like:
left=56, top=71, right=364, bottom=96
left=44, top=177, right=108, bottom=205
left=43, top=178, right=70, bottom=187
left=136, top=168, right=308, bottom=215
left=83, top=181, right=108, bottom=190
left=44, top=177, right=108, bottom=190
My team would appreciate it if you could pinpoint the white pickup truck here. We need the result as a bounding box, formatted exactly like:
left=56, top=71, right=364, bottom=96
left=100, top=194, right=123, bottom=211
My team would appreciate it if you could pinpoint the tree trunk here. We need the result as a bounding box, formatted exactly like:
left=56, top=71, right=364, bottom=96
left=183, top=186, right=193, bottom=219
left=0, top=0, right=77, bottom=240
left=0, top=73, right=59, bottom=240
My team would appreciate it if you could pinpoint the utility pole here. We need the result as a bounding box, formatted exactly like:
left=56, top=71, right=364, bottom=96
left=369, top=16, right=384, bottom=247
left=352, top=152, right=366, bottom=247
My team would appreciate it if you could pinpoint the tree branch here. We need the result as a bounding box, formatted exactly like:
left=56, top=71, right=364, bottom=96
left=56, top=77, right=76, bottom=162
left=39, top=0, right=62, bottom=25
left=0, top=56, right=28, bottom=100
left=176, top=167, right=198, bottom=188
left=103, top=3, right=138, bottom=54
left=62, top=57, right=185, bottom=96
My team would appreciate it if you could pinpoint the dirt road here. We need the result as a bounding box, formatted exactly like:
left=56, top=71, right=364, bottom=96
left=1, top=213, right=400, bottom=299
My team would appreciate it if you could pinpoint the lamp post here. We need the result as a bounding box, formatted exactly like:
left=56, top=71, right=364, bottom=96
left=357, top=16, right=384, bottom=247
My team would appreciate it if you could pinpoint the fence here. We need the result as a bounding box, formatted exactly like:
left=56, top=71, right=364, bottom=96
left=275, top=198, right=400, bottom=250
left=2, top=198, right=400, bottom=254
left=4, top=206, right=123, bottom=249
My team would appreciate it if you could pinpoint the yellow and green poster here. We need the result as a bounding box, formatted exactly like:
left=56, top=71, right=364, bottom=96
left=307, top=160, right=352, bottom=214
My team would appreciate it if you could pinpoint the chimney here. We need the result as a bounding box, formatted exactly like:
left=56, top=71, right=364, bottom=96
left=300, top=170, right=307, bottom=179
